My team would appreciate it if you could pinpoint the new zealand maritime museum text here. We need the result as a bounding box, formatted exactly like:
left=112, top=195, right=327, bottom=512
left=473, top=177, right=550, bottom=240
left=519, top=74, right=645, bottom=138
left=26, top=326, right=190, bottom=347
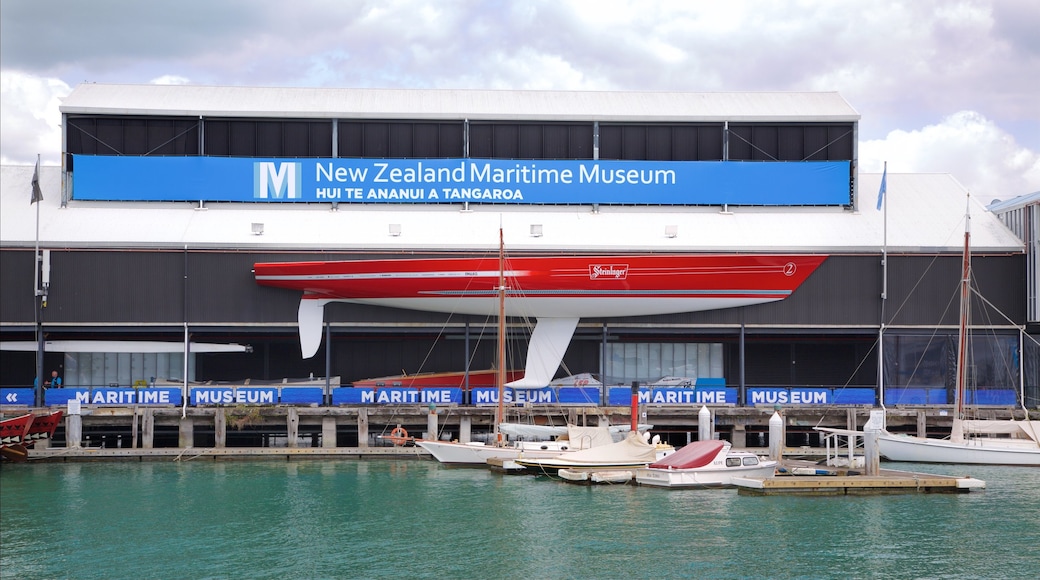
left=314, top=161, right=676, bottom=200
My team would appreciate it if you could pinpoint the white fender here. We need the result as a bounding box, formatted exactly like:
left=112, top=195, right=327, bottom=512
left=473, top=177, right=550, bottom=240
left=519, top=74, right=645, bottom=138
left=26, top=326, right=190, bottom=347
left=298, top=297, right=329, bottom=358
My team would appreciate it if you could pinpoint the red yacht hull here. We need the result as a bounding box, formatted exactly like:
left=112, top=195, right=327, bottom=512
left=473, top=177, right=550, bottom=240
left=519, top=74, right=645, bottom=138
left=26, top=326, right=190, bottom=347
left=254, top=254, right=826, bottom=317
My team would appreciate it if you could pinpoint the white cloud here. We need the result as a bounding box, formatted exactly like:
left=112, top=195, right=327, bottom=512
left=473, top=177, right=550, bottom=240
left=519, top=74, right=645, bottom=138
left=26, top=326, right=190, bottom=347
left=2, top=0, right=1038, bottom=199
left=0, top=71, right=70, bottom=165
left=860, top=111, right=1040, bottom=200
left=150, top=75, right=190, bottom=85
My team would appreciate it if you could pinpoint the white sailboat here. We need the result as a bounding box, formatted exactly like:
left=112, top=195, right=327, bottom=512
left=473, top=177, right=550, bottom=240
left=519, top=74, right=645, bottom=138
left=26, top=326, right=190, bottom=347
left=874, top=195, right=1040, bottom=465
left=417, top=229, right=619, bottom=465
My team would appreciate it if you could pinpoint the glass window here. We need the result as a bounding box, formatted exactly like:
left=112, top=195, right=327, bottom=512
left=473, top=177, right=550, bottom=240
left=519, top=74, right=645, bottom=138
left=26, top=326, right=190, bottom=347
left=603, top=342, right=724, bottom=385
left=64, top=352, right=196, bottom=388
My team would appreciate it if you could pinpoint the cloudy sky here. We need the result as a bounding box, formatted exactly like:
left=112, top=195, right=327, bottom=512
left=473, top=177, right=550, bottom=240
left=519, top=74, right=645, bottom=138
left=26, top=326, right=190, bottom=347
left=2, top=0, right=1038, bottom=201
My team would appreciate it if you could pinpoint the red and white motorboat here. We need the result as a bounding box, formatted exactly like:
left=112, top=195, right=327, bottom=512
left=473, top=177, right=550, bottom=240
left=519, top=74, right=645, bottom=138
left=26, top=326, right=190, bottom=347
left=254, top=253, right=826, bottom=386
left=634, top=439, right=777, bottom=488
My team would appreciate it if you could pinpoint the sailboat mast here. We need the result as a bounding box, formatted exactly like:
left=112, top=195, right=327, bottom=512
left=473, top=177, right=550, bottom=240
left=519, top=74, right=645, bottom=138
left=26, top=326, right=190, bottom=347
left=952, top=195, right=971, bottom=443
left=495, top=227, right=506, bottom=445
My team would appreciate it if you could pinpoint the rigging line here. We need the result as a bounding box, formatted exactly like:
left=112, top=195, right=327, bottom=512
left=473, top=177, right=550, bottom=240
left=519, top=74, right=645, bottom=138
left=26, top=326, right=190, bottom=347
left=970, top=284, right=1038, bottom=344
left=812, top=338, right=882, bottom=429
left=885, top=201, right=974, bottom=325
left=414, top=247, right=500, bottom=378
left=896, top=278, right=961, bottom=401
left=965, top=276, right=1029, bottom=418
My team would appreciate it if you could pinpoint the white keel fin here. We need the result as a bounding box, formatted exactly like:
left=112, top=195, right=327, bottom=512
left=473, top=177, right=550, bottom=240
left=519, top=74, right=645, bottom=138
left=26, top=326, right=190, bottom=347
left=507, top=317, right=579, bottom=389
left=298, top=297, right=329, bottom=359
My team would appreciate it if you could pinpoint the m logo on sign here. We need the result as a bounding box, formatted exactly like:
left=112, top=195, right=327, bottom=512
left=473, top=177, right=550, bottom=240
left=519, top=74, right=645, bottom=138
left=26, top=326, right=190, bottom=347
left=254, top=162, right=302, bottom=200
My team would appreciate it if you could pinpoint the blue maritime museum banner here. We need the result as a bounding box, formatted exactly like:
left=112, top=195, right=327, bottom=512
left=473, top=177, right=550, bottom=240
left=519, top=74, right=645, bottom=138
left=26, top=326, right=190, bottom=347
left=72, top=156, right=851, bottom=206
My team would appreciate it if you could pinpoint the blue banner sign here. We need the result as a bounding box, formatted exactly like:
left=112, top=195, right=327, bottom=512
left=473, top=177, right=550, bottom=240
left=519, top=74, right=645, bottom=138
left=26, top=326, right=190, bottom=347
left=748, top=387, right=876, bottom=406
left=608, top=387, right=737, bottom=405
left=192, top=387, right=278, bottom=405
left=279, top=387, right=324, bottom=405
left=44, top=388, right=182, bottom=406
left=470, top=387, right=557, bottom=405
left=557, top=387, right=601, bottom=404
left=334, top=387, right=464, bottom=405
left=72, top=155, right=851, bottom=206
left=1, top=388, right=35, bottom=405
left=883, top=388, right=1015, bottom=406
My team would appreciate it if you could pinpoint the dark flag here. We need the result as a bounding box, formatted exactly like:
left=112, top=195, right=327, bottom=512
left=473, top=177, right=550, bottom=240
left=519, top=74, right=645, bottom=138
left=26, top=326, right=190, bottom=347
left=30, top=156, right=43, bottom=204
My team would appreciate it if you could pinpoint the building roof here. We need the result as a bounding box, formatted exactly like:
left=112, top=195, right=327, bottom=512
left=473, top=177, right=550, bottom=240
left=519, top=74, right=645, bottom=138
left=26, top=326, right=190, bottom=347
left=59, top=84, right=861, bottom=123
left=988, top=190, right=1040, bottom=213
left=0, top=165, right=1023, bottom=254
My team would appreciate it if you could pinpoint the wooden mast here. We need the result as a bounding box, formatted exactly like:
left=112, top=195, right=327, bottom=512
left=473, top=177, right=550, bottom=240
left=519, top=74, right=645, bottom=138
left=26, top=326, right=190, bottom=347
left=495, top=226, right=506, bottom=445
left=951, top=195, right=971, bottom=443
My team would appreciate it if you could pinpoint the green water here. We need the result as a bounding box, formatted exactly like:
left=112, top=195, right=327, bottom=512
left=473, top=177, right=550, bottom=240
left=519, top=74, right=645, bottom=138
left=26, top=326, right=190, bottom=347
left=2, top=460, right=1038, bottom=579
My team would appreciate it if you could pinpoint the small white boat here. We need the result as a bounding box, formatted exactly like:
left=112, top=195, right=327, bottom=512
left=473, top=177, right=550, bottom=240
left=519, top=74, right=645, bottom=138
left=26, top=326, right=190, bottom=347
left=515, top=431, right=674, bottom=472
left=417, top=423, right=618, bottom=466
left=635, top=440, right=777, bottom=488
left=558, top=469, right=634, bottom=485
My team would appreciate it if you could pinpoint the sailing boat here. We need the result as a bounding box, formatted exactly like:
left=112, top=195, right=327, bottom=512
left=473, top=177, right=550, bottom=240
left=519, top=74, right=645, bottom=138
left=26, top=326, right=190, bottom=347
left=417, top=228, right=617, bottom=465
left=874, top=195, right=1040, bottom=465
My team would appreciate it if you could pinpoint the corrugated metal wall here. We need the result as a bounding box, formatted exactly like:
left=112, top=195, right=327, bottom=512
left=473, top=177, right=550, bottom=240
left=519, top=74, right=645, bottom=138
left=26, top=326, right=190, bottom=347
left=1, top=249, right=1024, bottom=329
left=1, top=247, right=1029, bottom=388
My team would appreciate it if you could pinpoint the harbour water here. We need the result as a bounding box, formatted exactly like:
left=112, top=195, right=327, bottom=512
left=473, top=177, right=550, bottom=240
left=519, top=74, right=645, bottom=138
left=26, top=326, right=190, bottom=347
left=2, top=459, right=1038, bottom=579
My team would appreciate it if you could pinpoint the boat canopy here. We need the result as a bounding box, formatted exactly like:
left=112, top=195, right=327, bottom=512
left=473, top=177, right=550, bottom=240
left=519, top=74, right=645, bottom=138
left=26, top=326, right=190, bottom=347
left=963, top=420, right=1040, bottom=444
left=550, top=431, right=660, bottom=465
left=648, top=440, right=726, bottom=469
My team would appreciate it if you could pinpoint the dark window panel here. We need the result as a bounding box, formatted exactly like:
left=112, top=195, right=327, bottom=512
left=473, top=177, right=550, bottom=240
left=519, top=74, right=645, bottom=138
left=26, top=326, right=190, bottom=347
left=256, top=121, right=282, bottom=156
left=646, top=126, right=672, bottom=160
left=204, top=120, right=230, bottom=156
left=698, top=126, right=723, bottom=160
left=388, top=123, right=413, bottom=157
left=728, top=126, right=752, bottom=160
left=145, top=120, right=172, bottom=155
left=752, top=125, right=778, bottom=160
left=598, top=125, right=623, bottom=159
left=542, top=125, right=568, bottom=158
left=777, top=126, right=804, bottom=161
left=828, top=125, right=854, bottom=160
left=493, top=124, right=519, bottom=158
left=413, top=124, right=439, bottom=157
left=339, top=122, right=364, bottom=157
left=440, top=124, right=464, bottom=157
left=670, top=126, right=697, bottom=161
left=468, top=124, right=493, bottom=157
left=283, top=122, right=310, bottom=157
left=568, top=125, right=593, bottom=159
left=96, top=118, right=125, bottom=155
left=803, top=126, right=829, bottom=161
left=309, top=122, right=333, bottom=156
left=67, top=118, right=97, bottom=155
left=122, top=118, right=149, bottom=155
left=519, top=125, right=543, bottom=158
left=622, top=125, right=647, bottom=160
left=363, top=122, right=389, bottom=157
left=229, top=121, right=257, bottom=156
left=149, top=120, right=199, bottom=155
